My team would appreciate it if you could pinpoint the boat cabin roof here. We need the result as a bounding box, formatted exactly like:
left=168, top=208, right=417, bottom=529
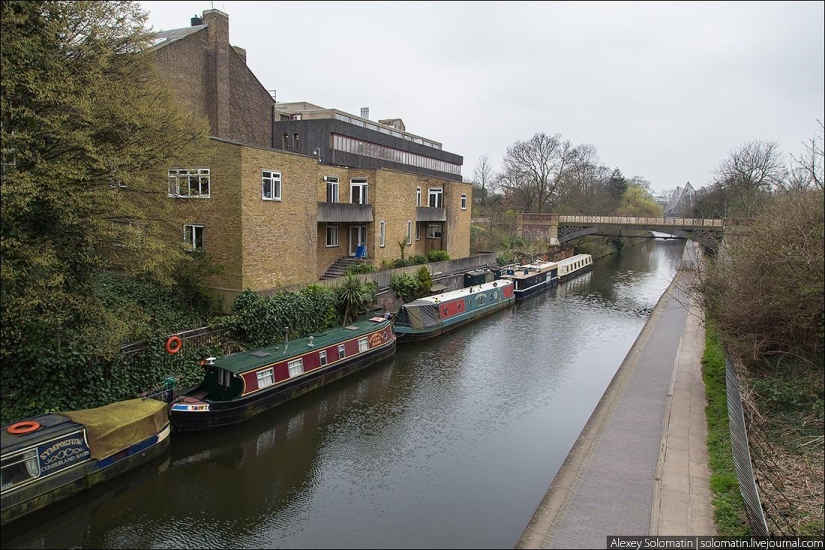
left=403, top=279, right=511, bottom=307
left=501, top=261, right=558, bottom=279
left=213, top=318, right=391, bottom=375
left=1, top=413, right=81, bottom=455
left=556, top=254, right=592, bottom=267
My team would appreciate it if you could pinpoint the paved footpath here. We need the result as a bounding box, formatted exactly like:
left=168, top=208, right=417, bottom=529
left=516, top=243, right=716, bottom=549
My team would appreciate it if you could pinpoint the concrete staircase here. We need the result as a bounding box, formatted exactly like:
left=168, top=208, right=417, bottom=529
left=320, top=257, right=366, bottom=281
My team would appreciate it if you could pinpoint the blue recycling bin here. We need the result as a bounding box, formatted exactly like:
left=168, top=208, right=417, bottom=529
left=355, top=244, right=367, bottom=259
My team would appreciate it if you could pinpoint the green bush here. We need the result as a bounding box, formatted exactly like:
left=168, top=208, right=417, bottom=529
left=411, top=255, right=428, bottom=265
left=393, top=258, right=412, bottom=268
left=426, top=250, right=450, bottom=262
left=417, top=266, right=432, bottom=296
left=346, top=262, right=377, bottom=275
left=390, top=273, right=421, bottom=303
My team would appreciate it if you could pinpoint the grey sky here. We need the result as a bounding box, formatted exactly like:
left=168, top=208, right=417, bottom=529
left=139, top=1, right=824, bottom=194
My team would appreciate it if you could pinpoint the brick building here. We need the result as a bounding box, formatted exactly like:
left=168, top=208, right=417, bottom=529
left=150, top=10, right=471, bottom=307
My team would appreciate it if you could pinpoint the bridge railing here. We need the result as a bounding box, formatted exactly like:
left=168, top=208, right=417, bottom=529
left=557, top=215, right=731, bottom=228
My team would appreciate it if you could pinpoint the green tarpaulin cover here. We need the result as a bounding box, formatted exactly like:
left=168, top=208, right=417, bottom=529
left=60, top=399, right=168, bottom=459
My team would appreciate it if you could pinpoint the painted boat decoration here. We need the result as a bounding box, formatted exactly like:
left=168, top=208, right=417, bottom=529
left=499, top=260, right=559, bottom=301
left=556, top=253, right=593, bottom=282
left=1, top=398, right=171, bottom=526
left=393, top=279, right=515, bottom=342
left=169, top=317, right=396, bottom=432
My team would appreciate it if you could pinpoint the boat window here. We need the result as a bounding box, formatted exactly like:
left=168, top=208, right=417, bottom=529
left=338, top=344, right=346, bottom=358
left=358, top=337, right=369, bottom=352
left=320, top=350, right=328, bottom=366
left=257, top=368, right=274, bottom=389
left=288, top=359, right=304, bottom=378
left=1, top=449, right=41, bottom=491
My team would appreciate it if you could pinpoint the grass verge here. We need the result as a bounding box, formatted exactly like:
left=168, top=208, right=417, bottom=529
left=701, top=315, right=750, bottom=536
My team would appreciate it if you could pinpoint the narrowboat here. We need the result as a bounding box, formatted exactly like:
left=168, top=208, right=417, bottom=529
left=499, top=260, right=559, bottom=301
left=556, top=253, right=593, bottom=282
left=1, top=398, right=171, bottom=526
left=169, top=317, right=396, bottom=432
left=393, top=279, right=515, bottom=342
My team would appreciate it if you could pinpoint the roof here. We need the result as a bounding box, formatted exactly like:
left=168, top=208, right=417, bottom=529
left=215, top=318, right=391, bottom=374
left=150, top=25, right=206, bottom=50
left=404, top=279, right=511, bottom=307
left=557, top=254, right=591, bottom=267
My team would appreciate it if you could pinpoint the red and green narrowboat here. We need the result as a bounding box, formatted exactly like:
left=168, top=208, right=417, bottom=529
left=392, top=279, right=515, bottom=342
left=169, top=317, right=396, bottom=432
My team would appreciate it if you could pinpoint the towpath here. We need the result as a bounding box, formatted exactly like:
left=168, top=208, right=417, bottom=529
left=515, top=242, right=716, bottom=549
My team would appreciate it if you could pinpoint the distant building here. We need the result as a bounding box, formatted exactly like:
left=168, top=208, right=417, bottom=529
left=149, top=10, right=471, bottom=306
left=663, top=182, right=696, bottom=218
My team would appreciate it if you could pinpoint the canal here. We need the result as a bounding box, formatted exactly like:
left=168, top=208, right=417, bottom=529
left=2, top=239, right=686, bottom=549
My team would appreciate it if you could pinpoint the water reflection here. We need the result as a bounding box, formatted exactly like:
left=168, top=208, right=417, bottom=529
left=3, top=240, right=685, bottom=549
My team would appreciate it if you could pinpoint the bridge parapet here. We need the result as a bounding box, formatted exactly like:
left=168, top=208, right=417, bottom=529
left=557, top=215, right=729, bottom=228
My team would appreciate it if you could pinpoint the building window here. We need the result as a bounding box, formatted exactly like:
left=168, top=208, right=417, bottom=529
left=282, top=134, right=289, bottom=149
left=428, top=188, right=443, bottom=208
left=326, top=223, right=339, bottom=247
left=168, top=168, right=210, bottom=198
left=319, top=350, right=328, bottom=366
left=379, top=221, right=386, bottom=247
left=338, top=344, right=346, bottom=358
left=415, top=223, right=421, bottom=241
left=331, top=134, right=460, bottom=175
left=184, top=224, right=204, bottom=250
left=358, top=337, right=369, bottom=352
left=416, top=187, right=421, bottom=207
left=407, top=221, right=412, bottom=245
left=426, top=223, right=442, bottom=239
left=262, top=170, right=282, bottom=201
left=326, top=177, right=339, bottom=203
left=293, top=133, right=300, bottom=151
left=351, top=178, right=368, bottom=204
left=257, top=368, right=274, bottom=389
left=461, top=194, right=467, bottom=210
left=288, top=358, right=304, bottom=378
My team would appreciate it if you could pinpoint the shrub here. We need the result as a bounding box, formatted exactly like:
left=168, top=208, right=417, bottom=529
left=411, top=255, right=427, bottom=265
left=426, top=250, right=450, bottom=262
left=390, top=273, right=421, bottom=303
left=394, top=258, right=412, bottom=268
left=417, top=266, right=432, bottom=296
left=346, top=262, right=377, bottom=275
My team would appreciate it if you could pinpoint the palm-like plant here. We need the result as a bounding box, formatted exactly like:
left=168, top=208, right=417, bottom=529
left=338, top=274, right=371, bottom=324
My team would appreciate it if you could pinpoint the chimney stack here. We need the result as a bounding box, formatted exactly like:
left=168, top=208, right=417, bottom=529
left=361, top=107, right=369, bottom=120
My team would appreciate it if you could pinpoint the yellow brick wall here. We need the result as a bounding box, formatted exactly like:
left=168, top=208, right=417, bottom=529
left=445, top=180, right=472, bottom=258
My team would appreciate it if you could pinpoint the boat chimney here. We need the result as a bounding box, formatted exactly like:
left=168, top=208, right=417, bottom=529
left=307, top=336, right=315, bottom=347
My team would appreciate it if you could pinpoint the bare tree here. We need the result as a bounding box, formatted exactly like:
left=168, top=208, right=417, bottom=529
left=711, top=140, right=787, bottom=217
left=499, top=132, right=574, bottom=213
left=786, top=120, right=824, bottom=191
left=472, top=153, right=495, bottom=206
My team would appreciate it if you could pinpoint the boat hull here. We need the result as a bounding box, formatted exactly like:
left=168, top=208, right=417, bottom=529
left=170, top=339, right=396, bottom=432
left=1, top=423, right=170, bottom=526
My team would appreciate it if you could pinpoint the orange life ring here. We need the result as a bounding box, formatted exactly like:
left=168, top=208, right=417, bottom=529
left=7, top=421, right=41, bottom=435
left=165, top=335, right=182, bottom=355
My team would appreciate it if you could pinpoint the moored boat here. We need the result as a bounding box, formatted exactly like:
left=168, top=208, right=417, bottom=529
left=556, top=253, right=593, bottom=282
left=499, top=260, right=559, bottom=301
left=1, top=398, right=171, bottom=526
left=393, top=279, right=515, bottom=342
left=169, top=317, right=396, bottom=432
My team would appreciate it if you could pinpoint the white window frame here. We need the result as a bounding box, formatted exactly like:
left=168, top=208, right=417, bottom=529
left=415, top=223, right=421, bottom=241
left=262, top=170, right=282, bottom=201
left=168, top=168, right=210, bottom=198
left=319, top=350, right=328, bottom=366
left=288, top=358, right=304, bottom=378
left=461, top=194, right=467, bottom=210
left=416, top=187, right=422, bottom=207
left=379, top=221, right=386, bottom=248
left=350, top=178, right=368, bottom=204
left=326, top=223, right=339, bottom=247
left=406, top=221, right=412, bottom=245
left=358, top=337, right=369, bottom=353
left=257, top=368, right=274, bottom=389
left=428, top=188, right=443, bottom=208
left=338, top=344, right=346, bottom=358
left=326, top=177, right=339, bottom=203
left=183, top=224, right=204, bottom=250
left=426, top=223, right=442, bottom=239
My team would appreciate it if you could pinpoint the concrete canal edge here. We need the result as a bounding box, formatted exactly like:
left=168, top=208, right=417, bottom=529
left=514, top=259, right=689, bottom=549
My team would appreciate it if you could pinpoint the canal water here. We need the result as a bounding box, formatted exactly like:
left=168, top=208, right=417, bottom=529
left=2, top=239, right=686, bottom=549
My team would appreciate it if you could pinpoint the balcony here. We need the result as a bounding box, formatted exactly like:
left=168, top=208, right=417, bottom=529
left=416, top=206, right=446, bottom=222
left=317, top=202, right=373, bottom=223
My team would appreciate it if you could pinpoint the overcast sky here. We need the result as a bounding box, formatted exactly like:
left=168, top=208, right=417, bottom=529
left=138, top=1, right=824, bottom=194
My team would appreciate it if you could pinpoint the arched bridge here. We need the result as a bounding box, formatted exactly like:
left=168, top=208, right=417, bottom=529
left=516, top=214, right=752, bottom=250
